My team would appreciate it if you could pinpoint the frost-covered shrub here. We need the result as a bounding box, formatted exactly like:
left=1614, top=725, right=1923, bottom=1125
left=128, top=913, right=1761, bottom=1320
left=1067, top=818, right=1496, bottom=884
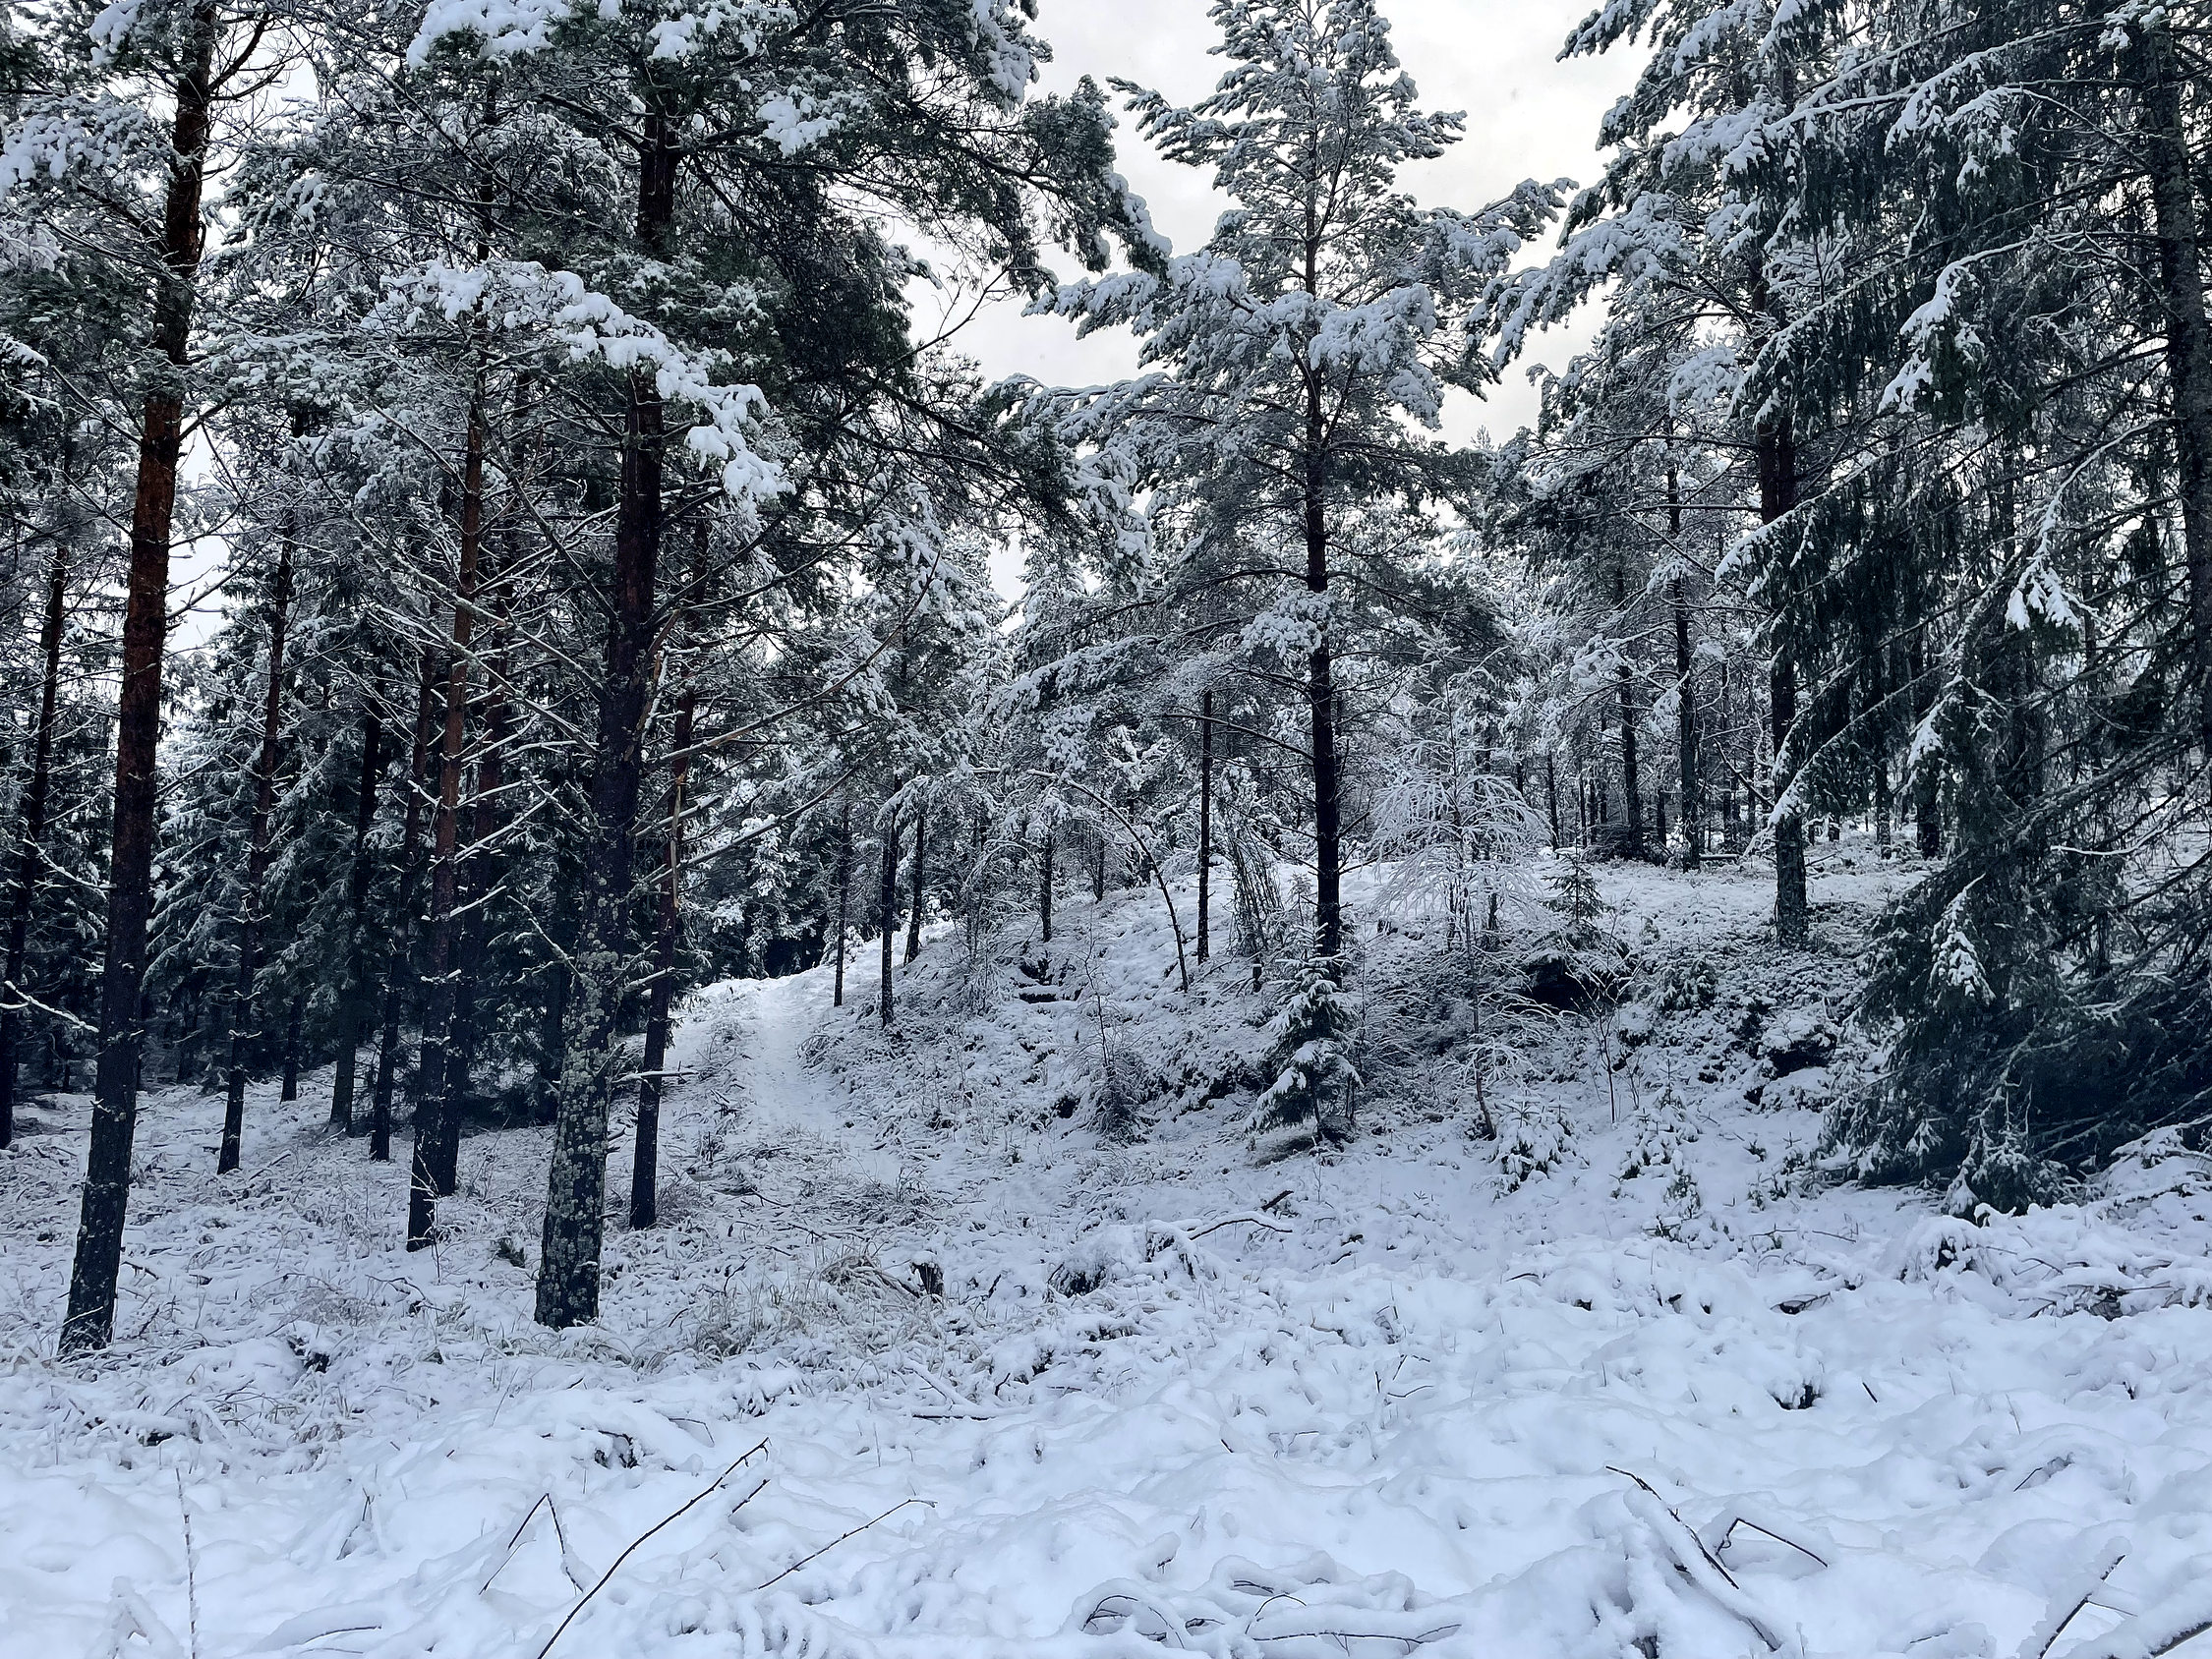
left=1495, top=1097, right=1572, bottom=1191
left=1655, top=955, right=1718, bottom=1012
left=1653, top=1166, right=1710, bottom=1242
left=1093, top=1042, right=1156, bottom=1138
left=1621, top=1083, right=1694, bottom=1178
left=1252, top=960, right=1361, bottom=1144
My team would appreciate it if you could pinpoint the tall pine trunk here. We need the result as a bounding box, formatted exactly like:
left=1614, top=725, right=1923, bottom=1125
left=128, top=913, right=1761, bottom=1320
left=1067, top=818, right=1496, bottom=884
left=904, top=799, right=926, bottom=963
left=1668, top=465, right=1700, bottom=871
left=439, top=624, right=507, bottom=1191
left=631, top=570, right=697, bottom=1233
left=537, top=95, right=679, bottom=1329
left=329, top=698, right=381, bottom=1131
left=279, top=995, right=302, bottom=1101
left=1037, top=827, right=1053, bottom=944
left=2139, top=20, right=2212, bottom=752
left=1, top=535, right=68, bottom=1149
left=62, top=2, right=219, bottom=1353
left=371, top=657, right=437, bottom=1162
left=1195, top=689, right=1212, bottom=964
left=878, top=810, right=898, bottom=1028
left=219, top=528, right=293, bottom=1173
left=1909, top=627, right=1941, bottom=856
left=1758, top=409, right=1808, bottom=945
left=1304, top=408, right=1342, bottom=961
left=407, top=378, right=485, bottom=1249
left=832, top=797, right=850, bottom=1004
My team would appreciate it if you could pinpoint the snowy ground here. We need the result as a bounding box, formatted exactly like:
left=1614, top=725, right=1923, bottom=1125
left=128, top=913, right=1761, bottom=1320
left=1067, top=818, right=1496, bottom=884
left=5, top=843, right=2212, bottom=1659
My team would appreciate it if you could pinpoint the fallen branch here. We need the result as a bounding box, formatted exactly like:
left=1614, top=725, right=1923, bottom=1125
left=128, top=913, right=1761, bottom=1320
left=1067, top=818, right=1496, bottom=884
left=1610, top=1469, right=1791, bottom=1654
left=1178, top=1213, right=1294, bottom=1244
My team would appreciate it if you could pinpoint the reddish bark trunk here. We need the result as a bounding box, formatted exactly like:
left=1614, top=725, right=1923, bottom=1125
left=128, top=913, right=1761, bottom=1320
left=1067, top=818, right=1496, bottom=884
left=63, top=1, right=221, bottom=1354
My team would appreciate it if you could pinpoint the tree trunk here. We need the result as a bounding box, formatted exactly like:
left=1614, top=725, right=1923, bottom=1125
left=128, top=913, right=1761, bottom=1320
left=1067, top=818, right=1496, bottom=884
left=1618, top=667, right=1643, bottom=857
left=1092, top=833, right=1105, bottom=901
left=537, top=95, right=678, bottom=1329
left=1038, top=827, right=1053, bottom=944
left=2140, top=19, right=2212, bottom=752
left=372, top=656, right=437, bottom=1163
left=330, top=698, right=381, bottom=1132
left=1544, top=753, right=1560, bottom=849
left=631, top=579, right=697, bottom=1233
left=1195, top=689, right=1212, bottom=965
left=904, top=797, right=926, bottom=963
left=219, top=526, right=293, bottom=1173
left=1, top=535, right=68, bottom=1149
left=1758, top=413, right=1808, bottom=944
left=1305, top=475, right=1342, bottom=960
left=439, top=627, right=507, bottom=1192
left=408, top=376, right=485, bottom=1249
left=1668, top=465, right=1700, bottom=871
left=832, top=796, right=850, bottom=1005
left=279, top=995, right=302, bottom=1102
left=62, top=2, right=219, bottom=1354
left=878, top=809, right=898, bottom=1028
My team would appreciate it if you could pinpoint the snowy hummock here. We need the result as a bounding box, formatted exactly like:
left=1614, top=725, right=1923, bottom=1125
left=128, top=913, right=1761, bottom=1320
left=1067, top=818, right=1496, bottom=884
left=4, top=848, right=2212, bottom=1659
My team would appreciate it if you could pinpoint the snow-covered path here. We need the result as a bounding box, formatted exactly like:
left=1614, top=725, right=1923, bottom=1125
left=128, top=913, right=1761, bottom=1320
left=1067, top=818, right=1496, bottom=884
left=5, top=889, right=2212, bottom=1658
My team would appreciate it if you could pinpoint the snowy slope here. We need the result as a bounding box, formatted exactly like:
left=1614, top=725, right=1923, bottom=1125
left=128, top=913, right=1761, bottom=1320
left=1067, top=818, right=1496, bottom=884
left=4, top=844, right=2212, bottom=1659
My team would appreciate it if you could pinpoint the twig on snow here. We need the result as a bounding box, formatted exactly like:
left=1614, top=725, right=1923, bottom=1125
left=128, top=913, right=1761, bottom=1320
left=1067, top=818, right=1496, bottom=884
left=532, top=1441, right=768, bottom=1659
left=1177, top=1213, right=1294, bottom=1244
left=175, top=1472, right=200, bottom=1659
left=754, top=1497, right=933, bottom=1591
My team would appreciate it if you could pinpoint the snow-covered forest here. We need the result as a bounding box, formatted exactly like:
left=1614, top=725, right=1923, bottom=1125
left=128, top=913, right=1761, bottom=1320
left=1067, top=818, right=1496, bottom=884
left=4, top=0, right=2212, bottom=1654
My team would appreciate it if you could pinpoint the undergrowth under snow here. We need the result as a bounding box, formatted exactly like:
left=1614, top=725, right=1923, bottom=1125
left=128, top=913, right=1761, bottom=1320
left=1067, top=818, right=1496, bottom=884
left=4, top=841, right=2211, bottom=1659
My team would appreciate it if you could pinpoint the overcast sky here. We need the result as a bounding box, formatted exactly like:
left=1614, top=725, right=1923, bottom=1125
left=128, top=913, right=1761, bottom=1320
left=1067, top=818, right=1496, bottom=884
left=927, top=0, right=1638, bottom=447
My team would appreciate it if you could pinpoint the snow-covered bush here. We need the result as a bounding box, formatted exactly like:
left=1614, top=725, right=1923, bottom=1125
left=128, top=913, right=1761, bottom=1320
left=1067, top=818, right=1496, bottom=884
left=1495, top=1096, right=1574, bottom=1191
left=1252, top=960, right=1362, bottom=1145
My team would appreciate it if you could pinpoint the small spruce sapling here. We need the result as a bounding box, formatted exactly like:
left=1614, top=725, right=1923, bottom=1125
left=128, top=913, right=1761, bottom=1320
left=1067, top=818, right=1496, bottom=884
left=1252, top=960, right=1361, bottom=1145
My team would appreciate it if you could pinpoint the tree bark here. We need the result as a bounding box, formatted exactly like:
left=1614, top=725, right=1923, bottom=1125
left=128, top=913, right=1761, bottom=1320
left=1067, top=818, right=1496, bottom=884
left=631, top=570, right=697, bottom=1233
left=1, top=534, right=68, bottom=1149
left=408, top=377, right=485, bottom=1248
left=371, top=656, right=437, bottom=1163
left=1668, top=465, right=1700, bottom=870
left=1758, top=406, right=1808, bottom=944
left=439, top=623, right=507, bottom=1191
left=904, top=797, right=926, bottom=963
left=1305, top=438, right=1342, bottom=960
left=832, top=796, right=850, bottom=1005
left=63, top=1, right=219, bottom=1354
left=279, top=994, right=302, bottom=1102
left=1195, top=689, right=1212, bottom=964
left=2140, top=19, right=2212, bottom=752
left=1909, top=627, right=1942, bottom=857
left=537, top=93, right=678, bottom=1328
left=330, top=698, right=381, bottom=1131
left=878, top=807, right=898, bottom=1028
left=1038, top=827, right=1053, bottom=944
left=219, top=526, right=293, bottom=1173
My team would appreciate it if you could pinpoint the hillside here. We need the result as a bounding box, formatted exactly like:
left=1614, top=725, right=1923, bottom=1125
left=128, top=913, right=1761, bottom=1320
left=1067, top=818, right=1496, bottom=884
left=5, top=845, right=2212, bottom=1658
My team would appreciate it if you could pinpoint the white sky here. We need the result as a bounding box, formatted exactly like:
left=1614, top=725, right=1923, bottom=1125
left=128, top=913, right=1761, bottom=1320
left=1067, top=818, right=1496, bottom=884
left=927, top=0, right=1636, bottom=463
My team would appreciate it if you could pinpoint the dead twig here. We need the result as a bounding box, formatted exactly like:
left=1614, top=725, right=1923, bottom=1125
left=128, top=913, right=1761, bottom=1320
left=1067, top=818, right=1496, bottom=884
left=532, top=1442, right=768, bottom=1659
left=754, top=1497, right=933, bottom=1590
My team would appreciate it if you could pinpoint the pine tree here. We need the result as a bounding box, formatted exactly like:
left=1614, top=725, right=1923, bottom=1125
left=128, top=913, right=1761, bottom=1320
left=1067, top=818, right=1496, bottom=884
left=1039, top=0, right=1556, bottom=966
